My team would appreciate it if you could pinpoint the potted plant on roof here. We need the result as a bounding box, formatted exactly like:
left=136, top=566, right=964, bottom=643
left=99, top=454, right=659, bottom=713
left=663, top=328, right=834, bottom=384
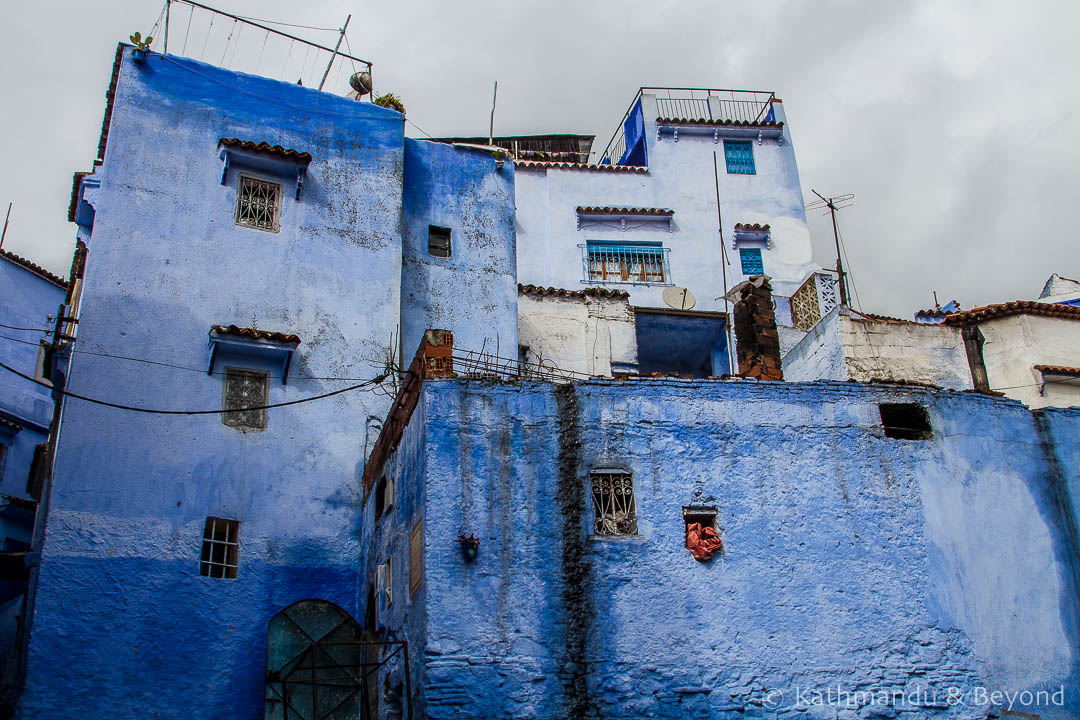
left=129, top=32, right=153, bottom=64
left=373, top=92, right=406, bottom=115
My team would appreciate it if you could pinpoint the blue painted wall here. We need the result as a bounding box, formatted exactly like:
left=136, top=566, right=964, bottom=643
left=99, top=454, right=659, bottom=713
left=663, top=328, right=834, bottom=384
left=0, top=254, right=65, bottom=511
left=401, top=139, right=518, bottom=360
left=369, top=378, right=1080, bottom=719
left=21, top=48, right=407, bottom=717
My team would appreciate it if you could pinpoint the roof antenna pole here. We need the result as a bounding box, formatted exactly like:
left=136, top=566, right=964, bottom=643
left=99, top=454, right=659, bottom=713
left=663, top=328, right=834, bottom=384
left=164, top=0, right=170, bottom=54
left=713, top=152, right=736, bottom=375
left=0, top=203, right=11, bottom=251
left=317, top=14, right=351, bottom=91
left=488, top=81, right=498, bottom=146
left=812, top=189, right=850, bottom=307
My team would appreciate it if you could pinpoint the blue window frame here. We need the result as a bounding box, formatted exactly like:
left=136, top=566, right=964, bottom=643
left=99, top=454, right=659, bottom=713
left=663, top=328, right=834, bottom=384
left=724, top=140, right=755, bottom=175
left=585, top=241, right=669, bottom=284
left=740, top=248, right=763, bottom=276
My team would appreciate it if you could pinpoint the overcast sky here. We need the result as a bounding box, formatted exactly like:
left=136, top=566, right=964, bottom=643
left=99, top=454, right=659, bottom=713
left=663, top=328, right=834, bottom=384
left=2, top=0, right=1077, bottom=316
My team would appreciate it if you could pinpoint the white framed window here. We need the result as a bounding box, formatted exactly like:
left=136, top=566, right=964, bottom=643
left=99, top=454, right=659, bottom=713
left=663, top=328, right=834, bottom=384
left=235, top=175, right=282, bottom=233
left=222, top=367, right=269, bottom=431
left=590, top=469, right=638, bottom=536
left=200, top=516, right=239, bottom=578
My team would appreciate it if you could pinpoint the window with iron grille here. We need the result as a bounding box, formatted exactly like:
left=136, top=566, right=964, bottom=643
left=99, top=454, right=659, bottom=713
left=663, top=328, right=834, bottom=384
left=222, top=367, right=269, bottom=430
left=724, top=140, right=756, bottom=175
left=740, top=248, right=763, bottom=276
left=585, top=242, right=668, bottom=284
left=429, top=226, right=452, bottom=258
left=200, top=516, right=239, bottom=578
left=235, top=175, right=282, bottom=232
left=590, top=470, right=638, bottom=536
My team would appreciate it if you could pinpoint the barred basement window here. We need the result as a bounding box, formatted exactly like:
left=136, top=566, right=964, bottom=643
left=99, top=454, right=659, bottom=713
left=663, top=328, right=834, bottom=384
left=591, top=470, right=638, bottom=536
left=879, top=403, right=932, bottom=440
left=222, top=368, right=269, bottom=430
left=429, top=226, right=452, bottom=258
left=235, top=175, right=282, bottom=232
left=200, top=516, right=239, bottom=578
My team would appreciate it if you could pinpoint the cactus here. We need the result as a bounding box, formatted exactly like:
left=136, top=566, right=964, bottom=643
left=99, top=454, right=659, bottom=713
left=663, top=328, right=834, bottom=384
left=129, top=32, right=153, bottom=52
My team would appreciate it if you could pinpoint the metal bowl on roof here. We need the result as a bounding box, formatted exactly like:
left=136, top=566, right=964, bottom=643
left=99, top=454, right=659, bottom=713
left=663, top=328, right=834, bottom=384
left=349, top=72, right=372, bottom=96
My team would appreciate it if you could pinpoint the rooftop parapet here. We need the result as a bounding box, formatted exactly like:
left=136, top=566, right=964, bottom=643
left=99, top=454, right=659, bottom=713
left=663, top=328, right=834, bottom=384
left=597, top=87, right=777, bottom=167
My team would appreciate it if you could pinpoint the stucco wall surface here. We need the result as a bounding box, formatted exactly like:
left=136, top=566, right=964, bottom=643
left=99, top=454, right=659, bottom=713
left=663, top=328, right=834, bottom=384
left=979, top=315, right=1080, bottom=409
left=517, top=292, right=637, bottom=376
left=398, top=379, right=1078, bottom=719
left=401, top=139, right=518, bottom=360
left=841, top=316, right=971, bottom=389
left=22, top=49, right=405, bottom=717
left=781, top=306, right=846, bottom=382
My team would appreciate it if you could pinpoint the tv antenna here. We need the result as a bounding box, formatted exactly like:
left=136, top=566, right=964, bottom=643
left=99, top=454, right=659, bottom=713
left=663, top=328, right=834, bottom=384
left=807, top=190, right=854, bottom=306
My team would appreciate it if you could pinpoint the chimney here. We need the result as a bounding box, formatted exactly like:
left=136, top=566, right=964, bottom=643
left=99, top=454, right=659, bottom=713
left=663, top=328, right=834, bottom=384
left=423, top=329, right=454, bottom=378
left=733, top=277, right=783, bottom=381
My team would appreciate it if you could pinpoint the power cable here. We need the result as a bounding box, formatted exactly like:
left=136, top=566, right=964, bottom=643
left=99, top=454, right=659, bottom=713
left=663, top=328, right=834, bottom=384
left=0, top=360, right=386, bottom=416
left=0, top=322, right=49, bottom=333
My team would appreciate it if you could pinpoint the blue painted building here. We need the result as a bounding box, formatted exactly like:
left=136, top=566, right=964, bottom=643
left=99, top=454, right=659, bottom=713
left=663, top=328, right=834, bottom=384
left=15, top=34, right=1080, bottom=720
left=363, top=373, right=1080, bottom=720
left=0, top=248, right=68, bottom=707
left=20, top=45, right=516, bottom=718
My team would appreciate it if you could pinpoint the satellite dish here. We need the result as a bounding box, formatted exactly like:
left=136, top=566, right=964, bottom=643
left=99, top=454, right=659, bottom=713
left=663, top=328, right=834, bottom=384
left=662, top=286, right=696, bottom=310
left=349, top=72, right=372, bottom=96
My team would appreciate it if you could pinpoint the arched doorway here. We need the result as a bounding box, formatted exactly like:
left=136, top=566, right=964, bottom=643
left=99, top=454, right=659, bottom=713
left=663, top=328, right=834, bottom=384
left=263, top=599, right=365, bottom=720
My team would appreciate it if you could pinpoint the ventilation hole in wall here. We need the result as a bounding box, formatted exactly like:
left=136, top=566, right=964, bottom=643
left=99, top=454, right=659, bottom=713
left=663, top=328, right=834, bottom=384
left=428, top=226, right=452, bottom=258
left=879, top=403, right=932, bottom=440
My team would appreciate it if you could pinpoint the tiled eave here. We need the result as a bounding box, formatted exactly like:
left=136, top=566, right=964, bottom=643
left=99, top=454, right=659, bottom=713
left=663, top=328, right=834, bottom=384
left=210, top=325, right=301, bottom=345
left=576, top=206, right=673, bottom=232
left=942, top=301, right=1080, bottom=326
left=218, top=139, right=312, bottom=200
left=218, top=139, right=312, bottom=165
left=0, top=417, right=23, bottom=434
left=0, top=250, right=68, bottom=288
left=656, top=118, right=784, bottom=144
left=1035, top=365, right=1080, bottom=377
left=514, top=160, right=648, bottom=174
left=519, top=283, right=630, bottom=300
left=732, top=223, right=771, bottom=249
left=208, top=325, right=301, bottom=385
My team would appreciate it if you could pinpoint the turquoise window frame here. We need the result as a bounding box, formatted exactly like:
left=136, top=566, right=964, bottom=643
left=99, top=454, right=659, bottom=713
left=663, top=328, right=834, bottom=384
left=724, top=140, right=756, bottom=175
left=740, top=248, right=763, bottom=275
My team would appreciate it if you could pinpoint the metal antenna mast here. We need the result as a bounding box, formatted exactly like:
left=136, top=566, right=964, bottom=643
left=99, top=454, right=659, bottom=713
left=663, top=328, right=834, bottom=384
left=0, top=203, right=11, bottom=251
left=809, top=189, right=854, bottom=307
left=317, top=14, right=351, bottom=91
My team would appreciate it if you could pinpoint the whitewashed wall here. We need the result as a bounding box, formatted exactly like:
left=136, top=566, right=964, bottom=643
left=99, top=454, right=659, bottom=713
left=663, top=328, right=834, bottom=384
left=517, top=291, right=638, bottom=377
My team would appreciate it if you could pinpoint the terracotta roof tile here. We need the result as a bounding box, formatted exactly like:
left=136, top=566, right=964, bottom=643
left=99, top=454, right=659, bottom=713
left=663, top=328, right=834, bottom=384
left=514, top=160, right=647, bottom=174
left=656, top=118, right=785, bottom=130
left=518, top=283, right=630, bottom=300
left=218, top=138, right=312, bottom=164
left=1034, top=365, right=1080, bottom=376
left=734, top=223, right=770, bottom=231
left=0, top=250, right=68, bottom=288
left=576, top=206, right=674, bottom=216
left=942, top=300, right=1080, bottom=326
left=210, top=325, right=301, bottom=345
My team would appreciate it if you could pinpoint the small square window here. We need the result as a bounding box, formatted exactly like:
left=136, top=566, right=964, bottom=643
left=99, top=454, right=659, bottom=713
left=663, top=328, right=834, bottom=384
left=591, top=470, right=638, bottom=536
left=200, top=517, right=239, bottom=578
left=683, top=506, right=723, bottom=560
left=429, top=226, right=452, bottom=258
left=223, top=368, right=269, bottom=431
left=740, top=248, right=764, bottom=276
left=724, top=140, right=756, bottom=175
left=879, top=403, right=932, bottom=440
left=235, top=175, right=282, bottom=233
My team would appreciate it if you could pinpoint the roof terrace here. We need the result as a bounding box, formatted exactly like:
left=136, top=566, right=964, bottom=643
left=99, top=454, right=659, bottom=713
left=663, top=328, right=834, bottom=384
left=596, top=87, right=777, bottom=167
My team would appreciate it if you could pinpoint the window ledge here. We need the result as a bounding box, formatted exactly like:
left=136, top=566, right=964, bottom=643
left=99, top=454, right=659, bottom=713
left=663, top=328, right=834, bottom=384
left=656, top=120, right=783, bottom=145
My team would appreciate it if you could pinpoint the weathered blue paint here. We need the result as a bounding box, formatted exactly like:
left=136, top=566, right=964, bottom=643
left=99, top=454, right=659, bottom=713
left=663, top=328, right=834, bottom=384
left=367, top=378, right=1080, bottom=719
left=21, top=48, right=409, bottom=717
left=400, top=139, right=518, bottom=358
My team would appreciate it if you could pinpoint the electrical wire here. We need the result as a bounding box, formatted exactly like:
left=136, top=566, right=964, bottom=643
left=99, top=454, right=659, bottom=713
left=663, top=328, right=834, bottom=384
left=837, top=225, right=863, bottom=312
left=0, top=360, right=386, bottom=416
left=0, top=322, right=49, bottom=333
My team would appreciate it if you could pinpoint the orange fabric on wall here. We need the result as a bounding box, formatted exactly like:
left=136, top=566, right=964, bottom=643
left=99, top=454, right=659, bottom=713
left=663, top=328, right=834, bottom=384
left=686, top=522, right=723, bottom=560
